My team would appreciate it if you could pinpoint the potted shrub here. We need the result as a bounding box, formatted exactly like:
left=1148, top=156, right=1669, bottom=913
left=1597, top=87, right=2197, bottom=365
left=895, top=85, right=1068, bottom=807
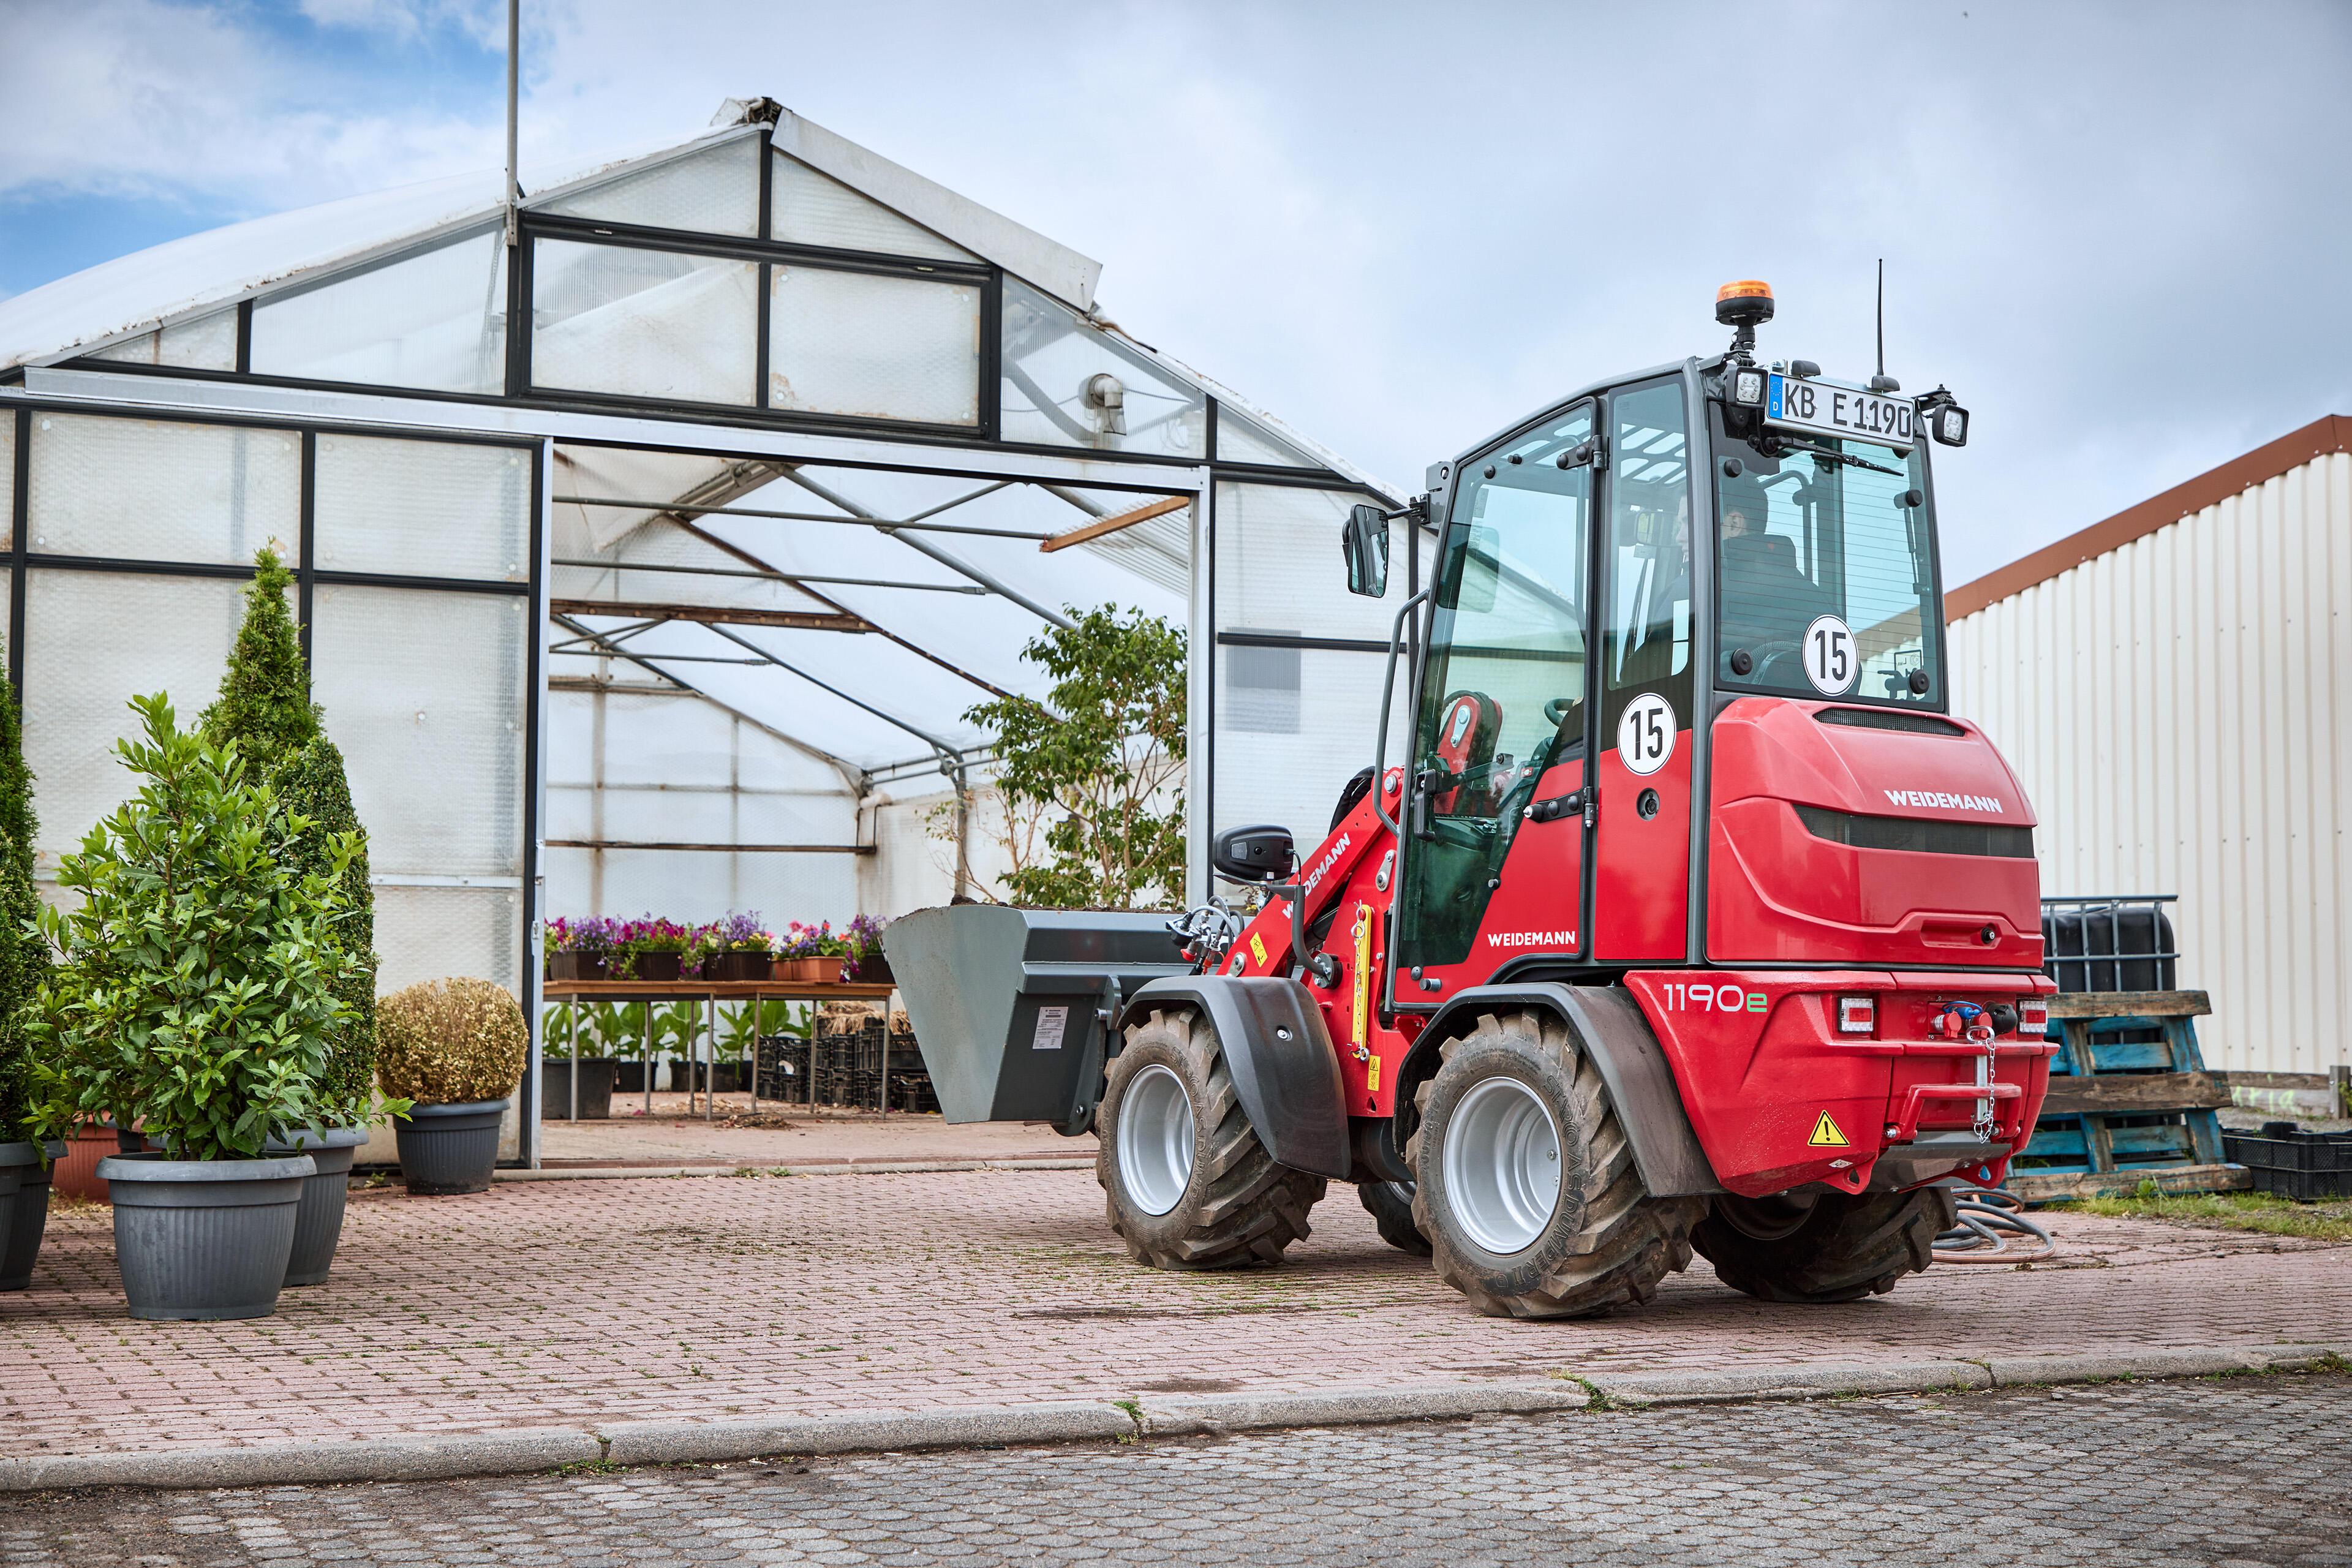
left=0, top=639, right=38, bottom=1280
left=618, top=918, right=689, bottom=982
left=25, top=695, right=364, bottom=1321
left=541, top=1001, right=619, bottom=1119
left=845, top=914, right=893, bottom=985
left=375, top=978, right=527, bottom=1195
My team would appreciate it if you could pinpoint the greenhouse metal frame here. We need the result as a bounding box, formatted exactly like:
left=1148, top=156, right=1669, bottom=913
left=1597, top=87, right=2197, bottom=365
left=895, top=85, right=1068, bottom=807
left=0, top=102, right=1417, bottom=1164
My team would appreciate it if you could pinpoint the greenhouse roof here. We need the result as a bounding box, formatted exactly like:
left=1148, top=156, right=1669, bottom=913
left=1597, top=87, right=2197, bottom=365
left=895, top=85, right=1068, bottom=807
left=0, top=99, right=1401, bottom=783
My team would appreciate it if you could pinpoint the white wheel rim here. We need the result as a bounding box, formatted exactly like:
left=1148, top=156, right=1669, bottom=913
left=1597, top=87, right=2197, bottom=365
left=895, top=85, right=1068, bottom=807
left=1443, top=1076, right=1563, bottom=1255
left=1117, top=1064, right=1195, bottom=1216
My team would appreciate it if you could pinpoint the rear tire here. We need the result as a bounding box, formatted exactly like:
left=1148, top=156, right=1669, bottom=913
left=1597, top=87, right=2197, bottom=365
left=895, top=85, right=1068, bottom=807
left=1408, top=1009, right=1702, bottom=1318
left=1690, top=1186, right=1956, bottom=1303
left=1097, top=1007, right=1326, bottom=1269
left=1357, top=1178, right=1433, bottom=1256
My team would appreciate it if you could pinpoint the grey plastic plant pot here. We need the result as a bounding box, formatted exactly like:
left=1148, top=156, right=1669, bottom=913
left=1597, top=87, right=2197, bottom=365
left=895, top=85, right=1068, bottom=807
left=0, top=1140, right=66, bottom=1291
left=262, top=1126, right=371, bottom=1286
left=393, top=1099, right=509, bottom=1195
left=95, top=1153, right=313, bottom=1321
left=0, top=1142, right=33, bottom=1284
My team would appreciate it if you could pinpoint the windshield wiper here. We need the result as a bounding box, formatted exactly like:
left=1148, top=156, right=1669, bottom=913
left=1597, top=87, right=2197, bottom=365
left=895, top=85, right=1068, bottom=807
left=1772, top=436, right=1902, bottom=477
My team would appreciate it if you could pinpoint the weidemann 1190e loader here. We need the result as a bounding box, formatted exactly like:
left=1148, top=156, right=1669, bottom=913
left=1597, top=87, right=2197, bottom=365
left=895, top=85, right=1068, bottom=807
left=886, top=281, right=2057, bottom=1318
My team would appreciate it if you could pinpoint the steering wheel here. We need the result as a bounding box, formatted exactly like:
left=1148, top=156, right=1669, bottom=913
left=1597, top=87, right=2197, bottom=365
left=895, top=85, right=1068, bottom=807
left=1543, top=696, right=1579, bottom=726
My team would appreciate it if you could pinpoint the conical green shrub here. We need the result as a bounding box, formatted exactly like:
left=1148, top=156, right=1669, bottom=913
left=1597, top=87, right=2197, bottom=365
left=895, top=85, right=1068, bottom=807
left=0, top=641, right=44, bottom=1142
left=205, top=549, right=380, bottom=1125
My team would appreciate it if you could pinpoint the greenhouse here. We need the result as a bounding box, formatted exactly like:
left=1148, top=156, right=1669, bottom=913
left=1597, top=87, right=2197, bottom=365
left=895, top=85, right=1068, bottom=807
left=0, top=98, right=1419, bottom=1162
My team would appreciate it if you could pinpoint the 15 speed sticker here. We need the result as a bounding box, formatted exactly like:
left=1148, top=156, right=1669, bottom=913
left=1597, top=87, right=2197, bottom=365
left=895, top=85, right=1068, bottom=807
left=1616, top=692, right=1676, bottom=776
left=1803, top=614, right=1857, bottom=696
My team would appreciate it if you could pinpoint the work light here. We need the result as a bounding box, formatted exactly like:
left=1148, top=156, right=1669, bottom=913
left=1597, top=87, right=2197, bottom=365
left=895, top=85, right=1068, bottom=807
left=1729, top=366, right=1766, bottom=406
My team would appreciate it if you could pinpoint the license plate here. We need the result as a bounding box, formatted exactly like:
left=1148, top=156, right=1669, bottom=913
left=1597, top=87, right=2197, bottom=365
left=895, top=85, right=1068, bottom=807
left=1766, top=374, right=1916, bottom=449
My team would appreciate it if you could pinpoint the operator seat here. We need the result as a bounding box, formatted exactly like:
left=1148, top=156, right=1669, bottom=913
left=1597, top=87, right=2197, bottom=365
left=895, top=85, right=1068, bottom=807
left=1431, top=691, right=1502, bottom=816
left=1719, top=532, right=1828, bottom=658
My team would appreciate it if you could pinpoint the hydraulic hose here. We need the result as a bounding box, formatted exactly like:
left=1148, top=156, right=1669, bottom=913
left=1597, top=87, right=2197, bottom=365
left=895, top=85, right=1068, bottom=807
left=1932, top=1186, right=2057, bottom=1264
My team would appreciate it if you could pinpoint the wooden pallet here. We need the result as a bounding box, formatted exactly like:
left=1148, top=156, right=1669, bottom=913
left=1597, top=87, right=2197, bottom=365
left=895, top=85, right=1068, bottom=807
left=2014, top=990, right=2245, bottom=1199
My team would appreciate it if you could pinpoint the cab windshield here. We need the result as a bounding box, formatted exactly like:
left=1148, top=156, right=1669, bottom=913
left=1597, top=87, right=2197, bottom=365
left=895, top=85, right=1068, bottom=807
left=1713, top=419, right=1942, bottom=705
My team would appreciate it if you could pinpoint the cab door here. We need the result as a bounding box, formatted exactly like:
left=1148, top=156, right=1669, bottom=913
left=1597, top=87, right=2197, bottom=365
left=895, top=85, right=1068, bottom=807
left=1591, top=376, right=1695, bottom=960
left=1393, top=404, right=1596, bottom=999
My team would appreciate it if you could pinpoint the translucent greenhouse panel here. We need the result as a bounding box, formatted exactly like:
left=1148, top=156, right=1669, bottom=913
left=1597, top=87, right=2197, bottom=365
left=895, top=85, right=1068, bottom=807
left=552, top=517, right=840, bottom=621
left=1000, top=278, right=1205, bottom=459
left=28, top=415, right=300, bottom=565
left=1212, top=646, right=1410, bottom=851
left=249, top=230, right=507, bottom=394
left=315, top=435, right=530, bottom=582
left=310, top=585, right=528, bottom=879
left=1215, top=481, right=1407, bottom=641
left=769, top=153, right=978, bottom=262
left=531, top=239, right=757, bottom=407
left=88, top=309, right=238, bottom=372
left=769, top=266, right=980, bottom=425
left=0, top=417, right=12, bottom=522
left=22, top=571, right=251, bottom=850
left=539, top=134, right=761, bottom=238
left=556, top=846, right=859, bottom=926
left=1216, top=407, right=1321, bottom=469
left=373, top=884, right=522, bottom=994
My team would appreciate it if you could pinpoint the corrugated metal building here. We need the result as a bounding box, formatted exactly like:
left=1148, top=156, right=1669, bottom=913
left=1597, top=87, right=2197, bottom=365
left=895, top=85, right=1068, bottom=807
left=1945, top=415, right=2352, bottom=1075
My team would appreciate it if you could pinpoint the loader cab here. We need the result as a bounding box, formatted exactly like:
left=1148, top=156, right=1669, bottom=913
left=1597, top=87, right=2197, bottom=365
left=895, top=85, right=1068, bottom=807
left=1384, top=282, right=1958, bottom=1006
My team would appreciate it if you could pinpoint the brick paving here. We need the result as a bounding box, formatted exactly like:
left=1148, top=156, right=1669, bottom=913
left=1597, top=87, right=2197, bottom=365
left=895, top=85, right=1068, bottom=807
left=2, top=1167, right=2346, bottom=1464
left=14, top=1376, right=2351, bottom=1566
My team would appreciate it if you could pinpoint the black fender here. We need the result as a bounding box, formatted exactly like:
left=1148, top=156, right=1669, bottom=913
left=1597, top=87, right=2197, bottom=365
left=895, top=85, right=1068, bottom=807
left=1118, top=976, right=1352, bottom=1179
left=1395, top=982, right=1722, bottom=1197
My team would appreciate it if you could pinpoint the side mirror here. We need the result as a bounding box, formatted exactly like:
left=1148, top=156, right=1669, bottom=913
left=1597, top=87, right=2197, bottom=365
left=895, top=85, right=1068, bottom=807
left=1341, top=503, right=1390, bottom=598
left=1212, top=823, right=1294, bottom=884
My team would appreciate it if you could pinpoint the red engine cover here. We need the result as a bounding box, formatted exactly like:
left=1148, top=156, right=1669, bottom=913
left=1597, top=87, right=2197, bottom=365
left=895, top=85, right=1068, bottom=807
left=1708, top=699, right=2045, bottom=969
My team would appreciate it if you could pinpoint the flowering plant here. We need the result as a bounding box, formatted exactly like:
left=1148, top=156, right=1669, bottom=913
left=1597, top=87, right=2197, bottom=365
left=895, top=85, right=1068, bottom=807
left=843, top=913, right=890, bottom=959
left=548, top=916, right=622, bottom=961
left=774, top=920, right=834, bottom=959
left=713, top=911, right=773, bottom=952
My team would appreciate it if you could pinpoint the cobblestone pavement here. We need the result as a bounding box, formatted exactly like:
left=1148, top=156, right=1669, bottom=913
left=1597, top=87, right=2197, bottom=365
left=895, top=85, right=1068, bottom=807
left=12, top=1374, right=2348, bottom=1567
left=4, top=1169, right=2346, bottom=1461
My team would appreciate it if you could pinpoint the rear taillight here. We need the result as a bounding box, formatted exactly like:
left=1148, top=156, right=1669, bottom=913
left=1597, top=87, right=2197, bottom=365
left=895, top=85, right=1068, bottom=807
left=1836, top=995, right=1875, bottom=1035
left=2018, top=999, right=2050, bottom=1035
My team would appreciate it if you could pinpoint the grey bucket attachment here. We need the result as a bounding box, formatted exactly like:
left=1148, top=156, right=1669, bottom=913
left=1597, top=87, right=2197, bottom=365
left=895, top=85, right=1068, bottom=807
left=883, top=906, right=1191, bottom=1133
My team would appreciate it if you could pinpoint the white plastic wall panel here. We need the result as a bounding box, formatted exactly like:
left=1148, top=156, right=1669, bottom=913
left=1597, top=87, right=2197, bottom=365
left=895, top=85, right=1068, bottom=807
left=768, top=266, right=981, bottom=426
left=530, top=240, right=759, bottom=407
left=28, top=415, right=301, bottom=565
left=540, top=134, right=762, bottom=238
left=21, top=570, right=254, bottom=853
left=89, top=309, right=239, bottom=372
left=1947, top=451, right=2352, bottom=1074
left=315, top=435, right=530, bottom=582
left=249, top=231, right=508, bottom=396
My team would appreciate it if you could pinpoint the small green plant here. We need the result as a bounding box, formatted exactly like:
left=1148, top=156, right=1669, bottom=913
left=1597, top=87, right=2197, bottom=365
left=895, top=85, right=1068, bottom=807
left=25, top=695, right=369, bottom=1161
left=2077, top=1188, right=2352, bottom=1242
left=375, top=977, right=528, bottom=1106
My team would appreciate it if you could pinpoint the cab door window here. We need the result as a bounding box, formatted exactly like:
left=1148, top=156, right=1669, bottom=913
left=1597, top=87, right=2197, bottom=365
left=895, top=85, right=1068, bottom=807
left=1396, top=405, right=1593, bottom=970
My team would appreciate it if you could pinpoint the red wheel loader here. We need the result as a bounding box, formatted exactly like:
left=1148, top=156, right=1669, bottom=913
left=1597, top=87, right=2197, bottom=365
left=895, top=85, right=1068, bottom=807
left=888, top=281, right=2057, bottom=1317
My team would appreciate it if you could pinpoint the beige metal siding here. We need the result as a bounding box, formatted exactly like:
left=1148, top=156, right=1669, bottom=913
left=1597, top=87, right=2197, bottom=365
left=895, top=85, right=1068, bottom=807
left=1947, top=451, right=2352, bottom=1074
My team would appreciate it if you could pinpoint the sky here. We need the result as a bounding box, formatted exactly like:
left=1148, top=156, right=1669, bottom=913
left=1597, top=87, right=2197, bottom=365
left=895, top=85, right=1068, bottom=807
left=0, top=0, right=2346, bottom=589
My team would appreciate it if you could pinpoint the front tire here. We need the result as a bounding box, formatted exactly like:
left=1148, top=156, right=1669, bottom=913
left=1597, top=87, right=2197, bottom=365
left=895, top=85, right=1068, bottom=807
left=1690, top=1187, right=1956, bottom=1303
left=1096, top=1007, right=1325, bottom=1269
left=1408, top=1009, right=1702, bottom=1318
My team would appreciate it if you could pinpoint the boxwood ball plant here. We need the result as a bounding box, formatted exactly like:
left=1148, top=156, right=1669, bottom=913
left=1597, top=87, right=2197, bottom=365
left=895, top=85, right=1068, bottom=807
left=26, top=695, right=364, bottom=1161
left=375, top=978, right=528, bottom=1107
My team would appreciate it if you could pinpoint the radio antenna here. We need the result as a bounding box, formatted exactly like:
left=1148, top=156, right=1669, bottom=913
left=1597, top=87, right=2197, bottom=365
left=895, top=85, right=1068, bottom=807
left=1869, top=259, right=1899, bottom=393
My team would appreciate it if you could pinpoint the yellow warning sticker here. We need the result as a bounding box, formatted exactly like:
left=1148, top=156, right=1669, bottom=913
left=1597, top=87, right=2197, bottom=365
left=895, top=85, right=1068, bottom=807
left=1808, top=1110, right=1850, bottom=1148
left=1367, top=1055, right=1381, bottom=1093
left=1248, top=931, right=1268, bottom=969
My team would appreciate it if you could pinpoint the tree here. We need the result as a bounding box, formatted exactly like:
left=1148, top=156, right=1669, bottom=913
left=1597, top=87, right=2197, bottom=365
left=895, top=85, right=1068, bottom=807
left=201, top=548, right=318, bottom=765
left=962, top=606, right=1186, bottom=910
left=0, top=643, right=44, bottom=1142
left=202, top=548, right=380, bottom=1126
